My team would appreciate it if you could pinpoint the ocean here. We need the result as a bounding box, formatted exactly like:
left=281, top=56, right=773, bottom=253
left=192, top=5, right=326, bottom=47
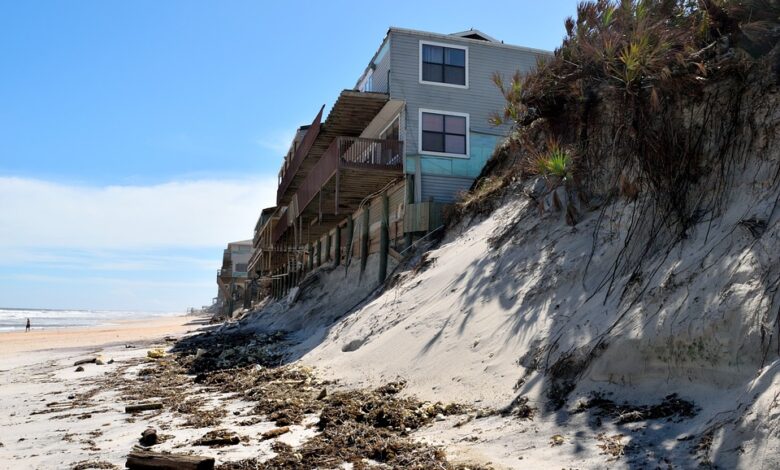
left=0, top=308, right=183, bottom=332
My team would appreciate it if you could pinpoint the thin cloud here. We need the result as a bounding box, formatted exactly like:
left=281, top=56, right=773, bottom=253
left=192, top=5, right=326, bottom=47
left=0, top=176, right=276, bottom=249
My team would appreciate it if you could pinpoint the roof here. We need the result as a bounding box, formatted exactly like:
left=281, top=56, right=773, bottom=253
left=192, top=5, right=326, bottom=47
left=355, top=27, right=552, bottom=88
left=449, top=29, right=499, bottom=42
left=388, top=27, right=552, bottom=55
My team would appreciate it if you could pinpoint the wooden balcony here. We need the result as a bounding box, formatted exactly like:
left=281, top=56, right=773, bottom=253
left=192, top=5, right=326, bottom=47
left=275, top=90, right=390, bottom=206
left=272, top=136, right=403, bottom=244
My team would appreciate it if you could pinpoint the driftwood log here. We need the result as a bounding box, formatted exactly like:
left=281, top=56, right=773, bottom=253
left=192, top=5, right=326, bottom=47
left=125, top=403, right=163, bottom=413
left=74, top=357, right=97, bottom=366
left=260, top=426, right=290, bottom=440
left=125, top=449, right=214, bottom=470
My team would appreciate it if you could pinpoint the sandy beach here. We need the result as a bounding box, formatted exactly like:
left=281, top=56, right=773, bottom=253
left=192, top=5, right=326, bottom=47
left=0, top=315, right=197, bottom=362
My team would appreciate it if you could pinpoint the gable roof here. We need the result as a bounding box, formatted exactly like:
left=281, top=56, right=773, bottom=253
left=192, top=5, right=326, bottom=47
left=449, top=29, right=498, bottom=42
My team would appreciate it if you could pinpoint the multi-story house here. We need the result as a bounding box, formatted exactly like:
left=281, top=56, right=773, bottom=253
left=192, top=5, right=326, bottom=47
left=216, top=239, right=253, bottom=316
left=255, top=28, right=548, bottom=297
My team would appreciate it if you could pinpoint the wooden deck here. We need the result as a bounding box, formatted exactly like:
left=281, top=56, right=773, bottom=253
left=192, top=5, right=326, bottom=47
left=276, top=90, right=390, bottom=206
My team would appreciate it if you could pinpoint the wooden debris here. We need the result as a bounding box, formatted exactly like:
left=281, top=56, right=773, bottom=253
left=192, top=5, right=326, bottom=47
left=125, top=449, right=214, bottom=470
left=125, top=403, right=163, bottom=413
left=260, top=426, right=290, bottom=440
left=193, top=429, right=240, bottom=447
left=74, top=358, right=98, bottom=366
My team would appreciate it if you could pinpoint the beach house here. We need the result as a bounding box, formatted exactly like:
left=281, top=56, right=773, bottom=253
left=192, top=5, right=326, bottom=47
left=252, top=27, right=548, bottom=298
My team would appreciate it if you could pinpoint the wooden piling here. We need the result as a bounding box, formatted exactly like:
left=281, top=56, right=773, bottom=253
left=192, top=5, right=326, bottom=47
left=346, top=216, right=354, bottom=266
left=316, top=239, right=322, bottom=267
left=379, top=192, right=389, bottom=284
left=404, top=174, right=414, bottom=249
left=334, top=224, right=341, bottom=267
left=325, top=231, right=332, bottom=263
left=360, top=207, right=369, bottom=275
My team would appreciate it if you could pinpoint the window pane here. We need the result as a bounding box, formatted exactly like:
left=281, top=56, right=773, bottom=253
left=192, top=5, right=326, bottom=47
left=422, top=63, right=443, bottom=83
left=444, top=115, right=466, bottom=134
left=422, top=44, right=443, bottom=63
left=444, top=65, right=466, bottom=85
left=445, top=134, right=466, bottom=154
left=422, top=132, right=445, bottom=152
left=445, top=48, right=465, bottom=67
left=421, top=113, right=444, bottom=132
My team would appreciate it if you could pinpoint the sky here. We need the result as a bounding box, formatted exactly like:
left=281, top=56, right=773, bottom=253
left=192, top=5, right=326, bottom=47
left=0, top=0, right=580, bottom=312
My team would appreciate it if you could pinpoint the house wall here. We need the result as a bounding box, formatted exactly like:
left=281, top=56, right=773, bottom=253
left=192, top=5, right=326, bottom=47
left=388, top=29, right=548, bottom=202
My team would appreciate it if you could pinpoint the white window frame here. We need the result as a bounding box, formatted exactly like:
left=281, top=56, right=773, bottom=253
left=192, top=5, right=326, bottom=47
left=379, top=115, right=400, bottom=139
left=419, top=40, right=469, bottom=89
left=418, top=108, right=470, bottom=159
left=359, top=68, right=374, bottom=92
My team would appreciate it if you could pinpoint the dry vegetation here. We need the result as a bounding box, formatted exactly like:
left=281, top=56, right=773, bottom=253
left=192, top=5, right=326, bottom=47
left=457, top=0, right=780, bottom=223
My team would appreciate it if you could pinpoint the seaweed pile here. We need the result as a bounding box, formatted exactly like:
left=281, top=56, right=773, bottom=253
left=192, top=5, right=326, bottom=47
left=110, top=329, right=484, bottom=469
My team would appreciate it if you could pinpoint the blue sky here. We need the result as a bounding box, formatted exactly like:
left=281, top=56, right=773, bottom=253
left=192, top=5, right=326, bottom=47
left=0, top=0, right=580, bottom=311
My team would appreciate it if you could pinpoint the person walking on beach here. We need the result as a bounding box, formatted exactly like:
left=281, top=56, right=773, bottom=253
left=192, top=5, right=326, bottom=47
left=25, top=318, right=31, bottom=332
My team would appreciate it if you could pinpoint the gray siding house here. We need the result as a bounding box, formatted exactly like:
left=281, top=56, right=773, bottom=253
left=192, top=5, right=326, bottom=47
left=355, top=28, right=549, bottom=203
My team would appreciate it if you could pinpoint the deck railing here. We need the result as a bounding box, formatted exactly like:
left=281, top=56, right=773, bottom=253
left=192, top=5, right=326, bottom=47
left=336, top=136, right=403, bottom=167
left=273, top=137, right=402, bottom=243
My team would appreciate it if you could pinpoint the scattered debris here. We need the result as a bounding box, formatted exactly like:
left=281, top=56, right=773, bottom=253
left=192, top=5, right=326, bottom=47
left=139, top=428, right=157, bottom=447
left=70, top=460, right=118, bottom=470
left=500, top=395, right=537, bottom=420
left=550, top=434, right=565, bottom=446
left=573, top=393, right=697, bottom=424
left=193, top=429, right=242, bottom=447
left=75, top=366, right=85, bottom=373
left=596, top=433, right=625, bottom=461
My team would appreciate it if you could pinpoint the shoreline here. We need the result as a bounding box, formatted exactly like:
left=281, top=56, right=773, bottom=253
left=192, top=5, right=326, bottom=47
left=0, top=314, right=206, bottom=361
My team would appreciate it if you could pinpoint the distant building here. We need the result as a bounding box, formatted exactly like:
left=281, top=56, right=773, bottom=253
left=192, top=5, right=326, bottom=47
left=216, top=239, right=253, bottom=316
left=251, top=27, right=549, bottom=298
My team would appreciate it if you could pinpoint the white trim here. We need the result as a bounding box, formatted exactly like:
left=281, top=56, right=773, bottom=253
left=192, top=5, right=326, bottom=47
left=418, top=40, right=469, bottom=89
left=418, top=108, right=470, bottom=159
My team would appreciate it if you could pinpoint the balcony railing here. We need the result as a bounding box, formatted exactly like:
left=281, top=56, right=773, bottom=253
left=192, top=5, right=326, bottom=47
left=273, top=137, right=403, bottom=243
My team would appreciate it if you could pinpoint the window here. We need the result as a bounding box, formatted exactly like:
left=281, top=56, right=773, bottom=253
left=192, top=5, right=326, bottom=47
left=419, top=110, right=469, bottom=157
left=359, top=69, right=373, bottom=92
left=420, top=41, right=467, bottom=87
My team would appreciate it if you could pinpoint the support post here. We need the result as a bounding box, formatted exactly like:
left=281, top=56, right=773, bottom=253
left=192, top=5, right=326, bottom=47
left=334, top=224, right=341, bottom=267
left=346, top=216, right=354, bottom=266
left=316, top=239, right=322, bottom=267
left=379, top=192, right=389, bottom=284
left=404, top=174, right=414, bottom=249
left=325, top=231, right=332, bottom=263
left=308, top=243, right=314, bottom=271
left=360, top=206, right=369, bottom=275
